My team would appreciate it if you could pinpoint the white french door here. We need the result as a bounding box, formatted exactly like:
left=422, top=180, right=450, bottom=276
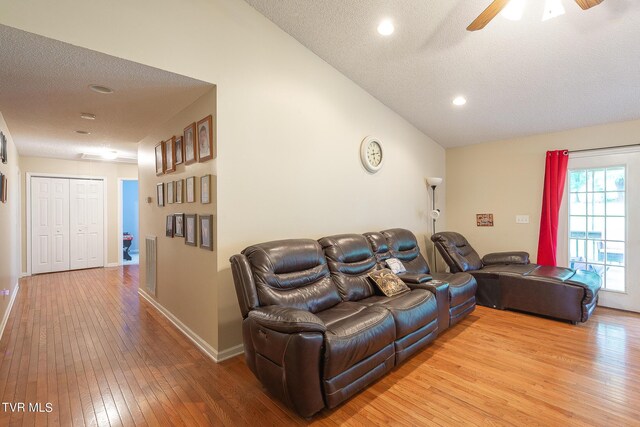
left=70, top=179, right=104, bottom=270
left=31, top=177, right=70, bottom=274
left=561, top=149, right=640, bottom=312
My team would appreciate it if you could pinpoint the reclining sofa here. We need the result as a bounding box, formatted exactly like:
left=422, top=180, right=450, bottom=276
left=431, top=231, right=601, bottom=324
left=230, top=228, right=476, bottom=417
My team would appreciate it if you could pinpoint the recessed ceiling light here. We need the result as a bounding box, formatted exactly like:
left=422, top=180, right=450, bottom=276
left=501, top=0, right=526, bottom=21
left=80, top=113, right=96, bottom=120
left=101, top=150, right=118, bottom=160
left=88, top=84, right=114, bottom=94
left=453, top=96, right=467, bottom=106
left=542, top=0, right=565, bottom=21
left=75, top=130, right=91, bottom=135
left=377, top=19, right=395, bottom=36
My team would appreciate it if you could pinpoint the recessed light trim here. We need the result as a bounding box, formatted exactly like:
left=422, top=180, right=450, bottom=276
left=453, top=96, right=467, bottom=106
left=80, top=113, right=96, bottom=120
left=88, top=84, right=114, bottom=94
left=75, top=130, right=91, bottom=135
left=377, top=19, right=395, bottom=36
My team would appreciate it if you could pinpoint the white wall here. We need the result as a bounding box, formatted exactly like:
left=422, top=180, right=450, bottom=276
left=0, top=0, right=445, bottom=352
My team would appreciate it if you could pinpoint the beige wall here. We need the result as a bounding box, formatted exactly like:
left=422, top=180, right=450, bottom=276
left=138, top=89, right=218, bottom=348
left=446, top=118, right=640, bottom=263
left=1, top=0, right=445, bottom=353
left=0, top=112, right=20, bottom=334
left=20, top=157, right=137, bottom=271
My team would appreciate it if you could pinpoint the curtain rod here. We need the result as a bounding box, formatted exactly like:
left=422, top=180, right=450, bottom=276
left=569, top=143, right=640, bottom=154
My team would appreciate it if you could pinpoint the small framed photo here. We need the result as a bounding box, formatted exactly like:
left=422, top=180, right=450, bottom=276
left=199, top=214, right=214, bottom=251
left=174, top=213, right=185, bottom=237
left=167, top=181, right=175, bottom=204
left=184, top=123, right=197, bottom=165
left=155, top=142, right=165, bottom=176
left=197, top=115, right=214, bottom=162
left=156, top=183, right=165, bottom=207
left=186, top=176, right=196, bottom=203
left=164, top=136, right=176, bottom=173
left=175, top=179, right=183, bottom=204
left=1, top=132, right=7, bottom=164
left=175, top=136, right=183, bottom=165
left=200, top=174, right=211, bottom=204
left=166, top=215, right=175, bottom=237
left=0, top=173, right=6, bottom=203
left=476, top=213, right=494, bottom=227
left=185, top=214, right=197, bottom=246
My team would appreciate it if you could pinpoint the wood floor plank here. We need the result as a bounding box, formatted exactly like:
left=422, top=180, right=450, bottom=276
left=1, top=266, right=640, bottom=426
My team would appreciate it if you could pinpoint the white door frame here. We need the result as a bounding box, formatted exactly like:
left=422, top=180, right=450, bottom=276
left=26, top=172, right=108, bottom=276
left=118, top=178, right=139, bottom=265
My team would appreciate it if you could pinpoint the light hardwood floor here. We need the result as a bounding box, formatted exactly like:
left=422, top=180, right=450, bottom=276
left=1, top=266, right=639, bottom=426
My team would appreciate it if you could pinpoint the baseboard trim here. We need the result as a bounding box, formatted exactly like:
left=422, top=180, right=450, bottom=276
left=0, top=283, right=20, bottom=342
left=20, top=272, right=29, bottom=278
left=137, top=289, right=244, bottom=363
left=106, top=263, right=119, bottom=268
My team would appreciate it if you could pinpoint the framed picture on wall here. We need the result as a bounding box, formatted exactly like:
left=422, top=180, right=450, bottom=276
left=155, top=142, right=165, bottom=176
left=199, top=214, right=214, bottom=251
left=166, top=215, right=175, bottom=237
left=184, top=123, right=197, bottom=165
left=175, top=179, right=183, bottom=204
left=0, top=173, right=6, bottom=203
left=167, top=181, right=174, bottom=204
left=165, top=136, right=176, bottom=173
left=156, top=183, right=164, bottom=207
left=175, top=136, right=183, bottom=165
left=200, top=174, right=211, bottom=204
left=185, top=214, right=197, bottom=246
left=1, top=132, right=7, bottom=164
left=197, top=115, right=214, bottom=162
left=174, top=213, right=185, bottom=237
left=186, top=176, right=196, bottom=203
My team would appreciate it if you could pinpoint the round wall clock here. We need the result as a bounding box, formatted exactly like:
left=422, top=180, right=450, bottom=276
left=360, top=136, right=384, bottom=173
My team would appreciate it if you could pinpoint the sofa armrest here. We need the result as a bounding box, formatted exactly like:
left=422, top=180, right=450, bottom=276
left=482, top=251, right=530, bottom=266
left=248, top=306, right=326, bottom=334
left=398, top=273, right=432, bottom=284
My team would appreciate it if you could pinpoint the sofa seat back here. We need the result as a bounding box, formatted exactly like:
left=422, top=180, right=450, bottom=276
left=243, top=239, right=342, bottom=313
left=382, top=228, right=432, bottom=274
left=431, top=231, right=483, bottom=273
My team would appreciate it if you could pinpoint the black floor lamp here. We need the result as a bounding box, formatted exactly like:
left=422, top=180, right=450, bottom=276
left=427, top=177, right=442, bottom=272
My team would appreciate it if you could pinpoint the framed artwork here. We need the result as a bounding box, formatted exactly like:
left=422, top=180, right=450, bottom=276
left=199, top=215, right=214, bottom=251
left=185, top=214, right=197, bottom=246
left=1, top=132, right=6, bottom=164
left=186, top=176, right=196, bottom=203
left=197, top=115, right=214, bottom=162
left=175, top=179, right=183, bottom=204
left=0, top=173, right=6, bottom=203
left=165, top=136, right=176, bottom=173
left=174, top=213, right=185, bottom=237
left=155, top=142, right=165, bottom=176
left=175, top=136, right=183, bottom=165
left=184, top=123, right=197, bottom=165
left=200, top=174, right=211, bottom=204
left=166, top=215, right=175, bottom=237
left=167, top=181, right=175, bottom=204
left=476, top=213, right=494, bottom=227
left=156, top=183, right=165, bottom=207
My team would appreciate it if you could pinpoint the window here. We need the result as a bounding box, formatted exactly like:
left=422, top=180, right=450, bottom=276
left=568, top=167, right=625, bottom=291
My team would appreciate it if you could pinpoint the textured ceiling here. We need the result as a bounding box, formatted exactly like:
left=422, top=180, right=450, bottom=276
left=244, top=0, right=640, bottom=147
left=0, top=25, right=213, bottom=161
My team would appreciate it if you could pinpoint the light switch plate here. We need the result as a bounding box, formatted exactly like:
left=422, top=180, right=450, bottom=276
left=516, top=215, right=529, bottom=224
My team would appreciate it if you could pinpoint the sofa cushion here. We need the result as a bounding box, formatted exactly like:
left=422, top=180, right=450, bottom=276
left=382, top=228, right=431, bottom=274
left=368, top=269, right=410, bottom=297
left=431, top=232, right=483, bottom=272
left=431, top=272, right=477, bottom=307
left=243, top=239, right=342, bottom=313
left=364, top=231, right=392, bottom=266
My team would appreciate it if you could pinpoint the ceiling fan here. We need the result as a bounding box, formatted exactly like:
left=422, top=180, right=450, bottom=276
left=467, top=0, right=604, bottom=31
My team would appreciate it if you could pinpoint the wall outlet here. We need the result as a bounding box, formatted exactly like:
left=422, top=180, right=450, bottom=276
left=0, top=289, right=9, bottom=296
left=516, top=215, right=530, bottom=224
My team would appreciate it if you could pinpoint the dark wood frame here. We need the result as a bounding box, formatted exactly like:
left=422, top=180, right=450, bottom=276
left=155, top=142, right=165, bottom=176
left=186, top=176, right=196, bottom=203
left=184, top=123, right=197, bottom=165
left=199, top=214, right=214, bottom=251
left=0, top=173, right=6, bottom=203
left=166, top=215, right=175, bottom=237
left=174, top=213, right=185, bottom=237
left=200, top=174, right=211, bottom=204
left=175, top=179, right=183, bottom=204
left=156, top=183, right=165, bottom=207
left=185, top=214, right=197, bottom=246
left=476, top=213, right=494, bottom=227
left=1, top=132, right=7, bottom=164
left=166, top=181, right=174, bottom=204
left=197, top=115, right=214, bottom=162
left=175, top=136, right=183, bottom=165
left=164, top=136, right=176, bottom=173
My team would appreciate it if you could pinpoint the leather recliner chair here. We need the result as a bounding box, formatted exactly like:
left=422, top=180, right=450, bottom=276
left=431, top=231, right=601, bottom=323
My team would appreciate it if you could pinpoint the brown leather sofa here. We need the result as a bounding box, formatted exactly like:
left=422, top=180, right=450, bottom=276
left=431, top=231, right=601, bottom=324
left=230, top=228, right=477, bottom=417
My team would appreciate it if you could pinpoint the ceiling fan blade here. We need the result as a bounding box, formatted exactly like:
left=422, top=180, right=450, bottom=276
left=467, top=0, right=512, bottom=31
left=574, top=0, right=604, bottom=10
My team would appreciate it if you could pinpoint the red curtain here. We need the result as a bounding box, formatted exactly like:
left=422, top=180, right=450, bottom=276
left=537, top=150, right=569, bottom=266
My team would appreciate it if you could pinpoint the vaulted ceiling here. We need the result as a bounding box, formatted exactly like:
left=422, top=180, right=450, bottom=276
left=245, top=0, right=640, bottom=147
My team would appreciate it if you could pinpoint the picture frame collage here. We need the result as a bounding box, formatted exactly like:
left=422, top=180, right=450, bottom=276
left=155, top=115, right=215, bottom=176
left=166, top=213, right=214, bottom=250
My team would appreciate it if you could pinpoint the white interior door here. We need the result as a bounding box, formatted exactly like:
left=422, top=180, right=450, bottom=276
left=31, top=177, right=70, bottom=274
left=70, top=179, right=104, bottom=270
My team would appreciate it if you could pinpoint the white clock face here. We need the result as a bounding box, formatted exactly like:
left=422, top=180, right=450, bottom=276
left=360, top=136, right=384, bottom=173
left=367, top=141, right=382, bottom=167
